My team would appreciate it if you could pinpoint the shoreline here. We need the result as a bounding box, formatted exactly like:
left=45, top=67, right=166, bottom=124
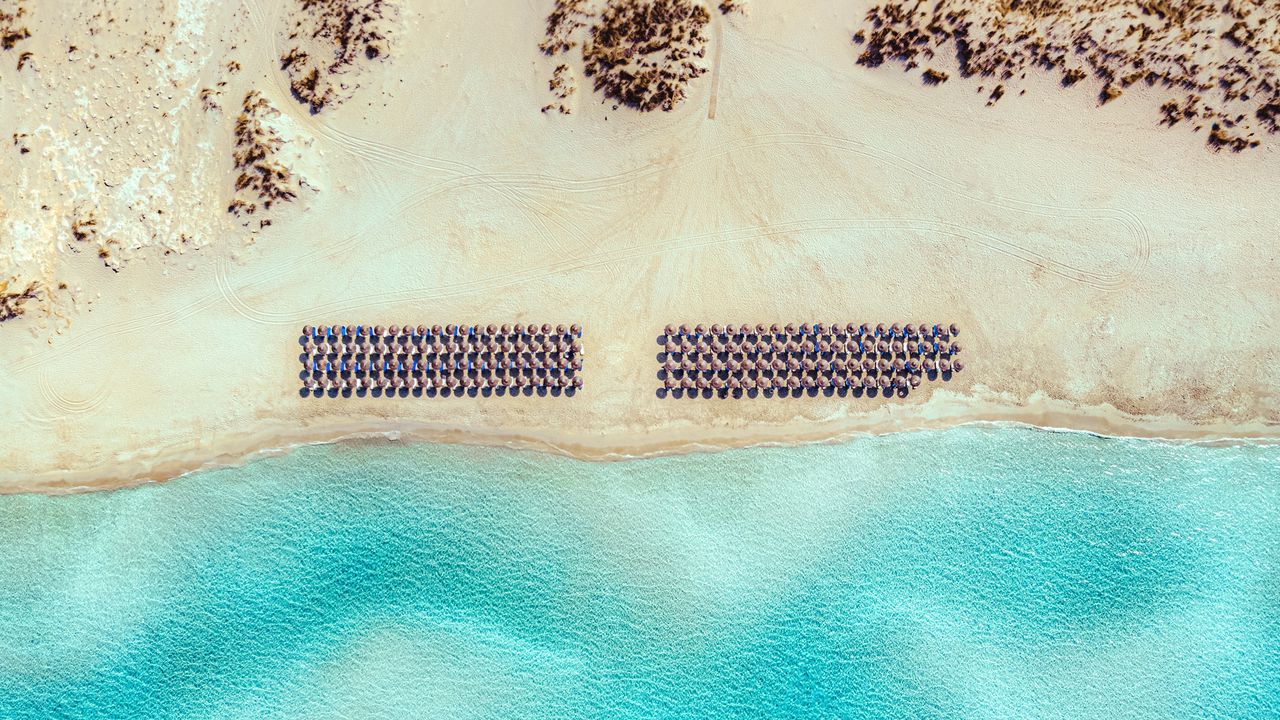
left=7, top=397, right=1277, bottom=495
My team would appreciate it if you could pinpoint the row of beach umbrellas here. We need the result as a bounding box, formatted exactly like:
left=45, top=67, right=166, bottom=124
left=663, top=322, right=959, bottom=342
left=303, top=323, right=582, bottom=340
left=303, top=338, right=583, bottom=358
left=661, top=336, right=960, bottom=360
left=304, top=374, right=582, bottom=395
left=658, top=322, right=964, bottom=398
left=301, top=323, right=583, bottom=397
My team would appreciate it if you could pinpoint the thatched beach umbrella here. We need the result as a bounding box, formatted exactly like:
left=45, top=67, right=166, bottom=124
left=950, top=342, right=962, bottom=355
left=952, top=360, right=964, bottom=372
left=679, top=323, right=691, bottom=335
left=664, top=323, right=676, bottom=337
left=785, top=323, right=797, bottom=335
left=939, top=358, right=952, bottom=373
left=923, top=358, right=937, bottom=372
left=904, top=323, right=916, bottom=337
left=949, top=323, right=959, bottom=337
left=875, top=323, right=887, bottom=336
left=800, top=322, right=812, bottom=336
left=711, top=324, right=723, bottom=336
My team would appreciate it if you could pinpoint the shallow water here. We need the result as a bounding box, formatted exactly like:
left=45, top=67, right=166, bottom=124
left=0, top=426, right=1276, bottom=719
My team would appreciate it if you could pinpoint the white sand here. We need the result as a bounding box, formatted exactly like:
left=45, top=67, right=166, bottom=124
left=1, top=0, right=1277, bottom=493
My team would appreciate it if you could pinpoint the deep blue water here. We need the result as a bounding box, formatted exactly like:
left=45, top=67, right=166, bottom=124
left=0, top=426, right=1276, bottom=719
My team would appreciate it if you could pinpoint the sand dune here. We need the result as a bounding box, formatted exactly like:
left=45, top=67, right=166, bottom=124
left=1, top=0, right=1277, bottom=492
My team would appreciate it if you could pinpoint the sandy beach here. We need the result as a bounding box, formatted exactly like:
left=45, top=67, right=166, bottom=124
left=2, top=0, right=1278, bottom=493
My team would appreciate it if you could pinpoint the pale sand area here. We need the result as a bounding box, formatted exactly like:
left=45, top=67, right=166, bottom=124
left=1, top=0, right=1277, bottom=493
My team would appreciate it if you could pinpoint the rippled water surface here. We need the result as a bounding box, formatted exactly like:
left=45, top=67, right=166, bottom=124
left=0, top=427, right=1276, bottom=719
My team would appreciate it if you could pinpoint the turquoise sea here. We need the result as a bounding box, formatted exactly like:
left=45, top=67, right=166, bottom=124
left=0, top=426, right=1276, bottom=719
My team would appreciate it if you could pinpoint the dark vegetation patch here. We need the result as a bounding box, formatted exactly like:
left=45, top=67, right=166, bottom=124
left=228, top=91, right=301, bottom=218
left=540, top=0, right=712, bottom=113
left=279, top=0, right=393, bottom=113
left=851, top=0, right=1280, bottom=152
